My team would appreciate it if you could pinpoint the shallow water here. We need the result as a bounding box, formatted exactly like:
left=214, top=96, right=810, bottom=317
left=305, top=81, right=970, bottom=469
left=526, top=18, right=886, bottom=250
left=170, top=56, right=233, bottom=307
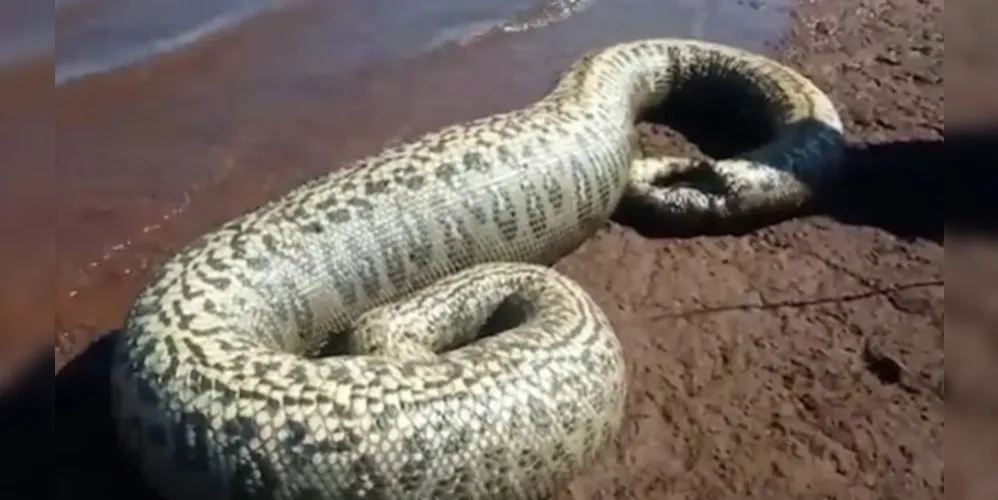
left=53, top=0, right=567, bottom=85
left=48, top=0, right=795, bottom=86
left=55, top=0, right=282, bottom=85
left=6, top=0, right=796, bottom=363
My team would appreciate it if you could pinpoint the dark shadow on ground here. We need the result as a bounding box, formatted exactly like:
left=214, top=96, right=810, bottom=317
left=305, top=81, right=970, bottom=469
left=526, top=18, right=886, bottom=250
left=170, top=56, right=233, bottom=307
left=0, top=348, right=53, bottom=493
left=818, top=127, right=992, bottom=244
left=46, top=334, right=160, bottom=500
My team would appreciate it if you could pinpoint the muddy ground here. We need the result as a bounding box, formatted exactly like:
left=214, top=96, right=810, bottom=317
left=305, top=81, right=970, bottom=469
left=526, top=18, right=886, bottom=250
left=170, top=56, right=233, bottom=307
left=6, top=0, right=970, bottom=497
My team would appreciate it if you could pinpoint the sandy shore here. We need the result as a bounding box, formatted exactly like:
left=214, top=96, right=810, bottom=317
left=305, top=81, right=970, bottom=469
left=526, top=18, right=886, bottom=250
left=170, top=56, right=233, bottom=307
left=4, top=0, right=963, bottom=497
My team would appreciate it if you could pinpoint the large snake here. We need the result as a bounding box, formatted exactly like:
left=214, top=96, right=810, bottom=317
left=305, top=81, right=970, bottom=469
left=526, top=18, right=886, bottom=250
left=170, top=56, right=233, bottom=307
left=110, top=38, right=844, bottom=500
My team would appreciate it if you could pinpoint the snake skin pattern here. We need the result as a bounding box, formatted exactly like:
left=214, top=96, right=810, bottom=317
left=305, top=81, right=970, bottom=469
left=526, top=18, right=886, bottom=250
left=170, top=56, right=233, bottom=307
left=110, top=38, right=845, bottom=500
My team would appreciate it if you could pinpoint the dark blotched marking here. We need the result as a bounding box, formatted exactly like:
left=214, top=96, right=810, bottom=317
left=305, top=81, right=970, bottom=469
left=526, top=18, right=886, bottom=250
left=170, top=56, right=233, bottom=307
left=232, top=448, right=282, bottom=499
left=464, top=196, right=491, bottom=226
left=223, top=416, right=261, bottom=440
left=328, top=265, right=359, bottom=308
left=542, top=169, right=565, bottom=211
left=338, top=179, right=358, bottom=192
left=239, top=388, right=272, bottom=406
left=434, top=162, right=460, bottom=186
left=194, top=272, right=233, bottom=292
left=378, top=240, right=409, bottom=288
left=156, top=340, right=182, bottom=382
left=167, top=301, right=196, bottom=333
left=259, top=233, right=282, bottom=253
left=401, top=219, right=434, bottom=271
left=281, top=419, right=312, bottom=469
left=569, top=158, right=594, bottom=212
left=282, top=393, right=313, bottom=407
left=462, top=151, right=491, bottom=174
left=517, top=448, right=537, bottom=470
left=345, top=452, right=390, bottom=497
left=202, top=298, right=223, bottom=318
left=522, top=187, right=549, bottom=239
left=283, top=364, right=310, bottom=384
left=493, top=120, right=525, bottom=140
left=333, top=426, right=366, bottom=454
left=495, top=144, right=518, bottom=166
left=398, top=454, right=431, bottom=486
left=595, top=168, right=615, bottom=210
left=420, top=136, right=450, bottom=155
left=179, top=337, right=211, bottom=365
left=178, top=264, right=210, bottom=298
left=401, top=174, right=426, bottom=191
left=364, top=179, right=391, bottom=195
left=315, top=393, right=353, bottom=416
left=346, top=197, right=375, bottom=213
left=493, top=190, right=521, bottom=242
left=328, top=208, right=353, bottom=223
left=395, top=164, right=421, bottom=177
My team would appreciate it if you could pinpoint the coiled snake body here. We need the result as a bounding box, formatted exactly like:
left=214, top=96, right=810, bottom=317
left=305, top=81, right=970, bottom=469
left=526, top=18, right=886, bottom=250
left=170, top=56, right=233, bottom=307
left=111, top=39, right=844, bottom=500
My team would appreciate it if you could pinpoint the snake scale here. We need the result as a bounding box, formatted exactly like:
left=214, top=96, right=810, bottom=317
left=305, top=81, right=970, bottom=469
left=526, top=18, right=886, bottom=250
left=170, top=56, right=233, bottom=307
left=110, top=38, right=844, bottom=500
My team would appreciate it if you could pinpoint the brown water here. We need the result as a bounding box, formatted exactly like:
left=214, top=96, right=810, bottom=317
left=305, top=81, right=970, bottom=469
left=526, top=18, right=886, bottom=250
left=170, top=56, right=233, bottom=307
left=8, top=0, right=795, bottom=370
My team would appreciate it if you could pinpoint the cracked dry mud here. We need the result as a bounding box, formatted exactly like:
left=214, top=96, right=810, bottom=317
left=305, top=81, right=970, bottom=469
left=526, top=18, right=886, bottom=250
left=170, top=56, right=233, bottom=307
left=41, top=0, right=956, bottom=497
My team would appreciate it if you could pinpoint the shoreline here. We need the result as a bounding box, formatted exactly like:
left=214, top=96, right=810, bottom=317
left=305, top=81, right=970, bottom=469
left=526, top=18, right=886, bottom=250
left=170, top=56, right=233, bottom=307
left=50, top=0, right=795, bottom=370
left=33, top=0, right=953, bottom=496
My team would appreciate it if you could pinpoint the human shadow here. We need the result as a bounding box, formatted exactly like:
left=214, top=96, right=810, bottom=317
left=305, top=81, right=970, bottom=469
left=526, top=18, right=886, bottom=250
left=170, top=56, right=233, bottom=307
left=42, top=333, right=161, bottom=500
left=812, top=135, right=945, bottom=243
left=819, top=126, right=993, bottom=244
left=0, top=347, right=54, bottom=492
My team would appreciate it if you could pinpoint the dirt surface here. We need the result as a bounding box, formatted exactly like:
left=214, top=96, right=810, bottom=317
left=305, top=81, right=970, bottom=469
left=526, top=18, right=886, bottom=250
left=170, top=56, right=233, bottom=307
left=11, top=0, right=965, bottom=497
left=557, top=0, right=947, bottom=496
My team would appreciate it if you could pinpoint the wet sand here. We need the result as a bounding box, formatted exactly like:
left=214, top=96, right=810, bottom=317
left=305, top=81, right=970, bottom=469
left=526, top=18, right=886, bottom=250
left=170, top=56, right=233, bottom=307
left=0, top=56, right=54, bottom=376
left=8, top=0, right=959, bottom=497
